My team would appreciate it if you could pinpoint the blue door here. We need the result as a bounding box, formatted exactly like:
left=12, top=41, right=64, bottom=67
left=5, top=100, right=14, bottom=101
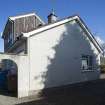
left=0, top=70, right=8, bottom=90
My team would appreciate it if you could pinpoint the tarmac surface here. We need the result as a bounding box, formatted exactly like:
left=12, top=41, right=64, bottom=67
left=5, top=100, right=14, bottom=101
left=0, top=74, right=105, bottom=105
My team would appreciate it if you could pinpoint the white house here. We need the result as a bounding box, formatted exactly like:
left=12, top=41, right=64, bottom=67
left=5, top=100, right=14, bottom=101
left=1, top=12, right=103, bottom=98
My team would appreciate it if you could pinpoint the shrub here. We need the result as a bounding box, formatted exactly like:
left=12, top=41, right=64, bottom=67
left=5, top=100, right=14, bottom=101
left=100, top=65, right=105, bottom=73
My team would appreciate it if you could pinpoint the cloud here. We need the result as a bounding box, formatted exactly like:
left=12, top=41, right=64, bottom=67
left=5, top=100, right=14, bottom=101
left=0, top=32, right=3, bottom=37
left=95, top=36, right=105, bottom=51
left=95, top=36, right=104, bottom=45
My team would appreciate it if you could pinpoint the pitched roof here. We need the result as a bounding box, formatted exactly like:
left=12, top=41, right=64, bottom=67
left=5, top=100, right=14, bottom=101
left=23, top=15, right=103, bottom=53
left=9, top=13, right=35, bottom=20
left=23, top=15, right=78, bottom=37
left=2, top=12, right=45, bottom=38
left=9, top=12, right=45, bottom=24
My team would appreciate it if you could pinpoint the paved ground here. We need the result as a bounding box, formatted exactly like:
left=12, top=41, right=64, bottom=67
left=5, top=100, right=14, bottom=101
left=0, top=90, right=42, bottom=105
left=0, top=74, right=105, bottom=105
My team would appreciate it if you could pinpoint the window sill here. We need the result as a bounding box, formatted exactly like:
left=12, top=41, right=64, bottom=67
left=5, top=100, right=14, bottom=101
left=81, top=70, right=95, bottom=73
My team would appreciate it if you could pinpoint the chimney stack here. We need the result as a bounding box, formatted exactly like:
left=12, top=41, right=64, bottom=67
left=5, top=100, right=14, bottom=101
left=48, top=10, right=58, bottom=24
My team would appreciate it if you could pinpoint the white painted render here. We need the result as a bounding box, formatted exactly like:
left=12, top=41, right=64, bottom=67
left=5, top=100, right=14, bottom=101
left=1, top=15, right=102, bottom=98
left=27, top=20, right=101, bottom=95
left=23, top=16, right=78, bottom=37
left=0, top=53, right=29, bottom=98
left=23, top=16, right=102, bottom=53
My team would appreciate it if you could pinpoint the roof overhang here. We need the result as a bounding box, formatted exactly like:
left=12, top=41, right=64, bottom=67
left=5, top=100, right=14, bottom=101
left=9, top=12, right=45, bottom=25
left=2, top=12, right=45, bottom=38
left=23, top=15, right=103, bottom=54
left=23, top=15, right=78, bottom=37
left=6, top=37, right=26, bottom=53
left=2, top=18, right=14, bottom=38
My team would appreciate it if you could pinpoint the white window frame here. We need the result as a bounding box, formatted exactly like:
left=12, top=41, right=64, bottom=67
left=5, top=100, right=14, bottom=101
left=81, top=55, right=93, bottom=71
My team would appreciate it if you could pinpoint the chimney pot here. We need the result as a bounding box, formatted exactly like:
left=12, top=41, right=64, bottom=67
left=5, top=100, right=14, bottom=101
left=48, top=10, right=58, bottom=24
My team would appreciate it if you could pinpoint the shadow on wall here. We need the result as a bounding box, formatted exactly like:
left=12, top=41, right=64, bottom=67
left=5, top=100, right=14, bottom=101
left=39, top=20, right=100, bottom=91
left=17, top=20, right=100, bottom=100
left=0, top=59, right=18, bottom=97
left=16, top=20, right=101, bottom=105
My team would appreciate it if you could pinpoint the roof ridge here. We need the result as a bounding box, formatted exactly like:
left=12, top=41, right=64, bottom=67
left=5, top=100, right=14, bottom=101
left=9, top=12, right=35, bottom=20
left=23, top=15, right=103, bottom=53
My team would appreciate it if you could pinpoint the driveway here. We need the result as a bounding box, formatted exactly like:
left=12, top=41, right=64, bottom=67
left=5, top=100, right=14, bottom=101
left=1, top=76, right=105, bottom=105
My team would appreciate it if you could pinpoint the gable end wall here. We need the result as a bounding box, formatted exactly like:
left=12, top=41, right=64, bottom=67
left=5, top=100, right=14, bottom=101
left=27, top=20, right=100, bottom=95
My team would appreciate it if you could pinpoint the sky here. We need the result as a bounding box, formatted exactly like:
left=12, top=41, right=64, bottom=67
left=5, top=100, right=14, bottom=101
left=0, top=0, right=105, bottom=52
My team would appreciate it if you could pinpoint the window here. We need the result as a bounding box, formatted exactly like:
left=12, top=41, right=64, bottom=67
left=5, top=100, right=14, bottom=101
left=7, top=32, right=13, bottom=47
left=81, top=55, right=93, bottom=70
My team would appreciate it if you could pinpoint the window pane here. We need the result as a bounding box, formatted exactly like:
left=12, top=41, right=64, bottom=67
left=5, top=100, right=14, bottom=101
left=82, top=55, right=93, bottom=70
left=82, top=59, right=88, bottom=69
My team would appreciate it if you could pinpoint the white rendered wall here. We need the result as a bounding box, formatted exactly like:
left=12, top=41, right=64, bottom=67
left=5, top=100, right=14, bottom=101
left=16, top=55, right=29, bottom=98
left=0, top=53, right=29, bottom=98
left=28, top=20, right=100, bottom=94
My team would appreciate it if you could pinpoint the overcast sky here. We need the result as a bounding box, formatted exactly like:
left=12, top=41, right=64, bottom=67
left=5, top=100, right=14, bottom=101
left=0, top=0, right=105, bottom=51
